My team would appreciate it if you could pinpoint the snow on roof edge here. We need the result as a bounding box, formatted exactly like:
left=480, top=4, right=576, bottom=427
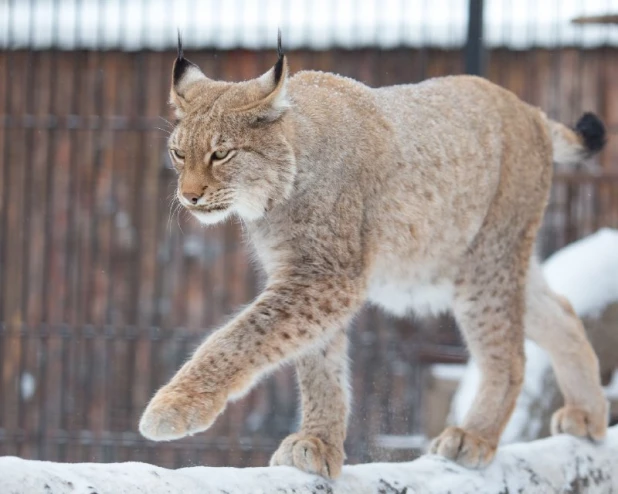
left=1, top=0, right=617, bottom=52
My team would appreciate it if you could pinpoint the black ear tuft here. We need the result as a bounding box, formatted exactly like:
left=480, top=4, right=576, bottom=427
left=173, top=29, right=198, bottom=86
left=177, top=29, right=184, bottom=61
left=277, top=29, right=283, bottom=59
left=273, top=29, right=284, bottom=85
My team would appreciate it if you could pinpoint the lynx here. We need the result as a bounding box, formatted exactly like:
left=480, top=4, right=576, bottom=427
left=139, top=35, right=608, bottom=478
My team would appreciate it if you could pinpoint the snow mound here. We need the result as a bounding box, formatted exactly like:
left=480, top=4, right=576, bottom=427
left=543, top=228, right=618, bottom=318
left=1, top=427, right=618, bottom=493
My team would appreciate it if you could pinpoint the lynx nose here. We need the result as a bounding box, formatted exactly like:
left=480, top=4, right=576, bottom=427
left=183, top=192, right=202, bottom=205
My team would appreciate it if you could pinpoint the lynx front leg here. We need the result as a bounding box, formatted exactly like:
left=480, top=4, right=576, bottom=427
left=270, top=329, right=349, bottom=479
left=139, top=274, right=362, bottom=443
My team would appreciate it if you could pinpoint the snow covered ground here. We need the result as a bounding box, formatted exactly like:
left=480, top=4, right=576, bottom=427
left=1, top=426, right=618, bottom=493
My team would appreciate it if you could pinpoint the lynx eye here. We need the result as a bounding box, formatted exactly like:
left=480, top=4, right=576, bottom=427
left=171, top=149, right=185, bottom=161
left=213, top=150, right=229, bottom=160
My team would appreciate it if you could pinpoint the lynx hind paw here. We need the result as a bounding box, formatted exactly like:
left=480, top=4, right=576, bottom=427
left=429, top=426, right=497, bottom=469
left=270, top=433, right=345, bottom=480
left=551, top=404, right=608, bottom=441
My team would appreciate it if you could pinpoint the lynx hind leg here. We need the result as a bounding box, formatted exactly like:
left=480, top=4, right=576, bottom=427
left=524, top=260, right=608, bottom=440
left=431, top=230, right=532, bottom=468
left=270, top=330, right=349, bottom=479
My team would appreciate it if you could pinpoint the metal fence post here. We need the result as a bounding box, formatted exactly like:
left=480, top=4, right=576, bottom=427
left=465, top=0, right=485, bottom=76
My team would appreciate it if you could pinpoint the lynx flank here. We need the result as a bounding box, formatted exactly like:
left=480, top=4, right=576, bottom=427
left=139, top=35, right=608, bottom=478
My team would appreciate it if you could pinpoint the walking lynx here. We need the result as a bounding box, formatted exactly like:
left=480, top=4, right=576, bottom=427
left=139, top=35, right=608, bottom=478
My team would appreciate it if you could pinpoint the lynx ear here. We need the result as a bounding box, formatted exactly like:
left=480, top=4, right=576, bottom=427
left=170, top=31, right=208, bottom=118
left=234, top=30, right=290, bottom=123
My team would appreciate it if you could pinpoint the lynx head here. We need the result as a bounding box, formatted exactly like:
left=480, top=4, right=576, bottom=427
left=168, top=32, right=296, bottom=225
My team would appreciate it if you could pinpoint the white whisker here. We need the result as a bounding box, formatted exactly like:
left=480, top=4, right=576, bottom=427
left=175, top=202, right=185, bottom=234
left=158, top=116, right=174, bottom=129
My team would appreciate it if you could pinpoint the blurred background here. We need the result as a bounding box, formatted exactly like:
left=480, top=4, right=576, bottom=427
left=0, top=0, right=617, bottom=469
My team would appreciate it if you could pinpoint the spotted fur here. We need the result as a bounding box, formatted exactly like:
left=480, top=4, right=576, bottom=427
left=139, top=43, right=608, bottom=479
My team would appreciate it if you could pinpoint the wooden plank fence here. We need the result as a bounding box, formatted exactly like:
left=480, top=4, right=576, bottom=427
left=0, top=46, right=617, bottom=468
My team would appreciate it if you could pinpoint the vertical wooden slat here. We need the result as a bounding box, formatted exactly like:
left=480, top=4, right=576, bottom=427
left=25, top=54, right=51, bottom=325
left=91, top=53, right=118, bottom=326
left=63, top=50, right=86, bottom=327
left=73, top=51, right=97, bottom=328
left=3, top=52, right=28, bottom=328
left=46, top=54, right=76, bottom=324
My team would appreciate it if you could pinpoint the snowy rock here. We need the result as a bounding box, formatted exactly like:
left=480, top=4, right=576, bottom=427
left=543, top=228, right=618, bottom=318
left=1, top=427, right=618, bottom=493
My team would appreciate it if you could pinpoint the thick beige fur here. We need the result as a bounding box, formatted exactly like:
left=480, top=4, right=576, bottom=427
left=139, top=49, right=608, bottom=479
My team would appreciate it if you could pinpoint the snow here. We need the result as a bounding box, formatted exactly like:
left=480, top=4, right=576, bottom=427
left=374, top=433, right=428, bottom=450
left=431, top=363, right=467, bottom=382
left=20, top=372, right=36, bottom=401
left=605, top=370, right=618, bottom=401
left=1, top=427, right=617, bottom=493
left=543, top=228, right=618, bottom=318
left=1, top=0, right=618, bottom=51
left=451, top=229, right=618, bottom=443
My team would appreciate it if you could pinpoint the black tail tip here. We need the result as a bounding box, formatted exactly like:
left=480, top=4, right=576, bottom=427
left=576, top=112, right=606, bottom=154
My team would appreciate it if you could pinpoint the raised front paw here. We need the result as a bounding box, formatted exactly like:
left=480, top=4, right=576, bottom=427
left=139, top=383, right=227, bottom=441
left=429, top=426, right=496, bottom=469
left=551, top=404, right=608, bottom=441
left=270, top=433, right=345, bottom=479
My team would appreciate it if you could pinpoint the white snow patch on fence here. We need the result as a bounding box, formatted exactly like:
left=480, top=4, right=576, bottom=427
left=431, top=363, right=467, bottom=382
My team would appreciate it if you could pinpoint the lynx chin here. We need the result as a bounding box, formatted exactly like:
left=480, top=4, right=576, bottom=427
left=139, top=33, right=608, bottom=479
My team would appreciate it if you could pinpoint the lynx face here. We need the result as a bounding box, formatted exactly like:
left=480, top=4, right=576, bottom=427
left=169, top=40, right=296, bottom=225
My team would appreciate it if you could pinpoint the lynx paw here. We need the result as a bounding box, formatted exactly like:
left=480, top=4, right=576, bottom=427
left=270, top=433, right=345, bottom=479
left=429, top=426, right=496, bottom=469
left=551, top=405, right=607, bottom=441
left=139, top=384, right=227, bottom=441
